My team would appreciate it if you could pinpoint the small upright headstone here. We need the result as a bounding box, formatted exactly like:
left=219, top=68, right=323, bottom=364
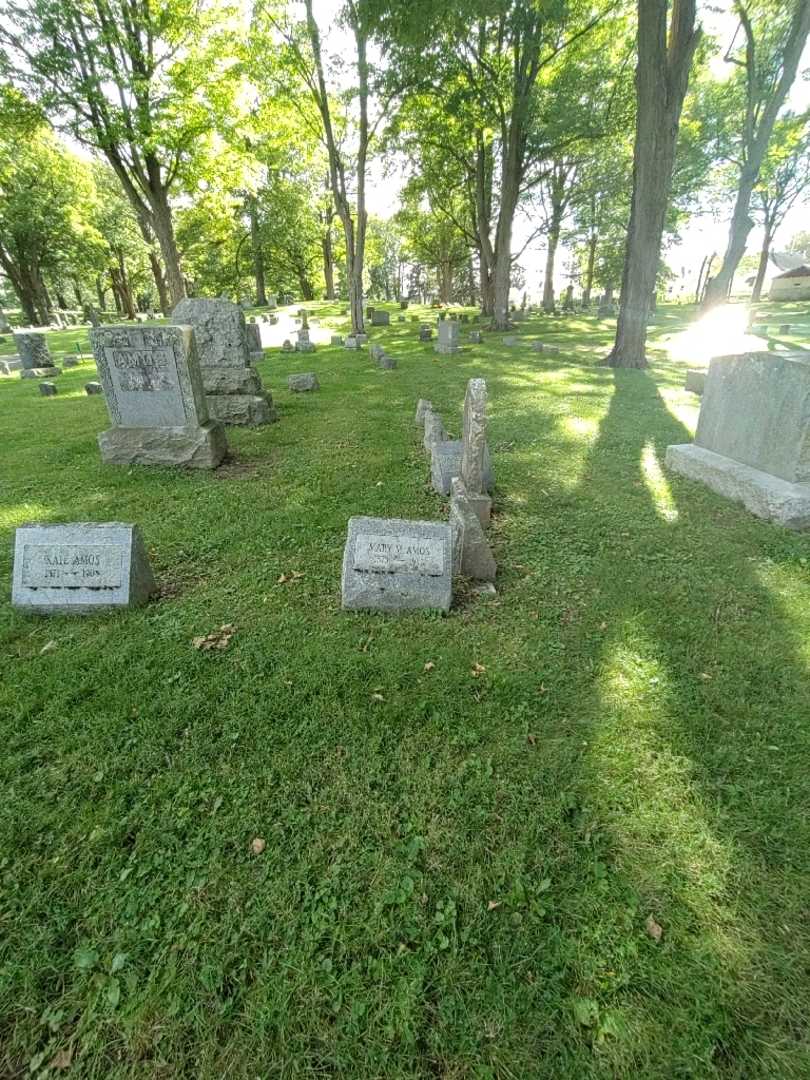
left=12, top=522, right=157, bottom=613
left=450, top=477, right=496, bottom=581
left=366, top=306, right=375, bottom=320
left=39, top=381, right=57, bottom=397
left=469, top=331, right=483, bottom=344
left=780, top=324, right=792, bottom=334
left=400, top=300, right=409, bottom=310
left=85, top=382, right=103, bottom=395
left=423, top=410, right=447, bottom=452
left=435, top=320, right=459, bottom=355
left=288, top=372, right=320, bottom=392
left=14, top=331, right=58, bottom=378
left=370, top=343, right=385, bottom=361
left=377, top=354, right=397, bottom=369
left=397, top=315, right=406, bottom=322
left=267, top=295, right=277, bottom=310
left=371, top=310, right=390, bottom=327
left=419, top=325, right=433, bottom=342
left=502, top=336, right=519, bottom=347
left=90, top=324, right=227, bottom=468
left=62, top=356, right=80, bottom=368
left=331, top=334, right=344, bottom=346
left=171, top=298, right=275, bottom=426
left=344, top=336, right=359, bottom=350
left=246, top=322, right=264, bottom=363
left=341, top=516, right=454, bottom=613
left=355, top=333, right=369, bottom=346
left=282, top=339, right=294, bottom=352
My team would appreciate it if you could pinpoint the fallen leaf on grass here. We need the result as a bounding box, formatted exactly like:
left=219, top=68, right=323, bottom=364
left=471, top=662, right=486, bottom=677
left=50, top=1047, right=73, bottom=1070
left=192, top=624, right=237, bottom=651
left=487, top=900, right=501, bottom=911
left=646, top=914, right=663, bottom=942
left=251, top=837, right=266, bottom=855
left=277, top=571, right=305, bottom=585
left=423, top=661, right=435, bottom=672
left=39, top=640, right=57, bottom=655
left=527, top=734, right=537, bottom=746
left=371, top=692, right=385, bottom=703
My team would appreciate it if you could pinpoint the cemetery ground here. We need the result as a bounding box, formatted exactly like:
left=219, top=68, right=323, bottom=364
left=2, top=302, right=810, bottom=1078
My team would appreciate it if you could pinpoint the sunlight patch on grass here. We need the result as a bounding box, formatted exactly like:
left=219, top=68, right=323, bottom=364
left=563, top=415, right=600, bottom=441
left=0, top=501, right=55, bottom=529
left=641, top=441, right=678, bottom=522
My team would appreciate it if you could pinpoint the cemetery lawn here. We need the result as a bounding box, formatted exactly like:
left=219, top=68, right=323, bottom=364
left=3, top=301, right=810, bottom=1079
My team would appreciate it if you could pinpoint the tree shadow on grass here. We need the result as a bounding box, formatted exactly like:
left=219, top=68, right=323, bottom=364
left=558, top=368, right=810, bottom=1075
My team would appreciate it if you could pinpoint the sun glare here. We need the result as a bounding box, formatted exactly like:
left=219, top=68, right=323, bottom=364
left=664, top=304, right=765, bottom=367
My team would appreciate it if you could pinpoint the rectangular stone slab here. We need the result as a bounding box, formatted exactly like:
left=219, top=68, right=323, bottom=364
left=12, top=523, right=157, bottom=612
left=342, top=516, right=453, bottom=612
left=695, top=352, right=810, bottom=482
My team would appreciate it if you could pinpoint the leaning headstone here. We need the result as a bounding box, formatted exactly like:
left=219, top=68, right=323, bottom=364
left=171, top=298, right=274, bottom=426
left=423, top=410, right=447, bottom=452
left=419, top=325, right=433, bottom=342
left=14, top=331, right=58, bottom=377
left=415, top=399, right=432, bottom=424
left=39, top=381, right=57, bottom=397
left=450, top=477, right=496, bottom=581
left=288, top=372, right=319, bottom=392
left=435, top=320, right=460, bottom=355
left=377, top=354, right=397, bottom=370
left=11, top=522, right=157, bottom=613
left=85, top=382, right=103, bottom=395
left=685, top=369, right=706, bottom=395
left=90, top=324, right=227, bottom=468
left=666, top=352, right=810, bottom=527
left=371, top=310, right=390, bottom=327
left=341, top=516, right=454, bottom=613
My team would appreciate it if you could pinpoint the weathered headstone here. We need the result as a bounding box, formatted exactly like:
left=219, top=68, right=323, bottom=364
left=171, top=298, right=274, bottom=426
left=246, top=322, right=264, bottom=363
left=12, top=522, right=157, bottom=613
left=85, top=382, right=103, bottom=395
left=296, top=325, right=315, bottom=353
left=469, top=331, right=483, bottom=344
left=288, top=372, right=319, bottom=392
left=282, top=339, right=294, bottom=352
left=267, top=294, right=277, bottom=310
left=377, top=354, right=397, bottom=369
left=459, top=377, right=493, bottom=524
left=419, top=325, right=433, bottom=342
left=685, top=369, right=706, bottom=395
left=435, top=320, right=460, bottom=355
left=341, top=516, right=454, bottom=613
left=666, top=352, right=810, bottom=527
left=39, top=381, right=57, bottom=397
left=400, top=300, right=408, bottom=310
left=397, top=315, right=406, bottom=322
left=345, top=336, right=359, bottom=350
left=355, top=333, right=369, bottom=346
left=370, top=343, right=385, bottom=361
left=423, top=410, right=447, bottom=452
left=371, top=310, right=390, bottom=327
left=502, top=336, right=519, bottom=347
left=331, top=335, right=344, bottom=346
left=14, top=331, right=58, bottom=377
left=415, top=399, right=432, bottom=424
left=62, top=356, right=80, bottom=368
left=779, top=323, right=792, bottom=334
left=530, top=341, right=544, bottom=352
left=450, top=477, right=496, bottom=581
left=90, top=324, right=227, bottom=468
left=430, top=439, right=463, bottom=495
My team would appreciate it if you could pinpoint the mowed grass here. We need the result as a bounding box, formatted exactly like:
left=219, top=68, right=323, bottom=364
left=2, top=302, right=810, bottom=1078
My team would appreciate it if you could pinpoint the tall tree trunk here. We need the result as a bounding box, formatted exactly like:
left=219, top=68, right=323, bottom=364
left=543, top=225, right=560, bottom=313
left=248, top=196, right=267, bottom=306
left=149, top=179, right=186, bottom=307
left=322, top=222, right=335, bottom=299
left=751, top=225, right=773, bottom=302
left=96, top=276, right=106, bottom=312
left=72, top=277, right=84, bottom=306
left=583, top=229, right=598, bottom=305
left=148, top=251, right=169, bottom=314
left=115, top=247, right=136, bottom=318
left=28, top=262, right=50, bottom=324
left=491, top=148, right=521, bottom=329
left=703, top=0, right=810, bottom=309
left=605, top=0, right=700, bottom=368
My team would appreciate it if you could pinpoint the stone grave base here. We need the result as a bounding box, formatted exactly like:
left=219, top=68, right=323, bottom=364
left=666, top=443, right=810, bottom=529
left=206, top=394, right=276, bottom=426
left=98, top=422, right=227, bottom=469
left=21, top=367, right=60, bottom=379
left=202, top=367, right=264, bottom=395
left=434, top=344, right=459, bottom=355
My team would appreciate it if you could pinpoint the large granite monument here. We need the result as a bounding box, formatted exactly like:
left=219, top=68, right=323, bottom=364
left=171, top=298, right=275, bottom=425
left=12, top=522, right=157, bottom=613
left=341, top=516, right=454, bottom=612
left=90, top=324, right=227, bottom=468
left=666, top=351, right=810, bottom=528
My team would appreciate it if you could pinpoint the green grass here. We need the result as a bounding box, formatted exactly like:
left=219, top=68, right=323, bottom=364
left=2, top=302, right=810, bottom=1078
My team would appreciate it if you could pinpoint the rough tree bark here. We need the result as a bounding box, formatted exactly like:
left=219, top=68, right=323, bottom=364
left=751, top=222, right=773, bottom=302
left=702, top=0, right=810, bottom=308
left=304, top=0, right=368, bottom=335
left=605, top=0, right=700, bottom=368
